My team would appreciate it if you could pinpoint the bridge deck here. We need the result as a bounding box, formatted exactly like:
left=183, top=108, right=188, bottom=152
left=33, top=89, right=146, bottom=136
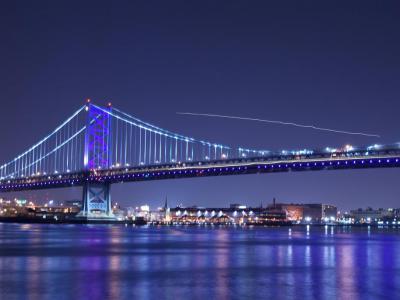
left=1, top=151, right=400, bottom=192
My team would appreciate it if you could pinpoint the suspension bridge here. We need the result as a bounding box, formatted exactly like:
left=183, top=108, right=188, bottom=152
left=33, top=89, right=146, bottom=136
left=1, top=101, right=399, bottom=220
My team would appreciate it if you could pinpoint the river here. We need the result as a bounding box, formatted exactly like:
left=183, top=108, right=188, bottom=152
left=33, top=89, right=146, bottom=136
left=0, top=224, right=399, bottom=299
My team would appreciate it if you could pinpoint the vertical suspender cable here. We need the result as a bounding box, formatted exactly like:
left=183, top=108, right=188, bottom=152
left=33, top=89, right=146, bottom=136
left=149, top=129, right=152, bottom=164
left=129, top=123, right=133, bottom=165
left=154, top=131, right=157, bottom=163
left=144, top=129, right=147, bottom=164
left=115, top=118, right=119, bottom=165
left=174, top=137, right=177, bottom=162
left=55, top=131, right=58, bottom=172
left=159, top=133, right=162, bottom=163
left=66, top=120, right=69, bottom=171
left=186, top=140, right=188, bottom=161
left=139, top=127, right=142, bottom=164
left=119, top=119, right=123, bottom=166
left=124, top=122, right=128, bottom=166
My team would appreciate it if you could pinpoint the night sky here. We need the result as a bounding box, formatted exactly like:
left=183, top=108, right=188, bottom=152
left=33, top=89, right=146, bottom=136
left=1, top=1, right=400, bottom=211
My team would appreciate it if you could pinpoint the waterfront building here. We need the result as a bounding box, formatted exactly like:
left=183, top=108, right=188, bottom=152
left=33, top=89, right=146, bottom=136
left=350, top=207, right=394, bottom=223
left=273, top=204, right=304, bottom=221
left=230, top=203, right=247, bottom=210
left=163, top=197, right=171, bottom=222
left=164, top=205, right=287, bottom=225
left=322, top=204, right=338, bottom=221
left=269, top=201, right=338, bottom=223
left=63, top=200, right=82, bottom=208
left=247, top=208, right=287, bottom=225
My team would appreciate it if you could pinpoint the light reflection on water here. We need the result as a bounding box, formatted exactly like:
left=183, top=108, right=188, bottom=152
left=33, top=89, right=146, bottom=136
left=0, top=224, right=400, bottom=299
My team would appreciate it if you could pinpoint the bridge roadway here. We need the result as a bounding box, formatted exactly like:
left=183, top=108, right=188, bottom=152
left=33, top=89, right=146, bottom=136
left=1, top=147, right=400, bottom=192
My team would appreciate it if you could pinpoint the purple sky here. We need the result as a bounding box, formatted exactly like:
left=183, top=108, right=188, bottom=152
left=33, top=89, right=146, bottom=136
left=1, top=1, right=400, bottom=211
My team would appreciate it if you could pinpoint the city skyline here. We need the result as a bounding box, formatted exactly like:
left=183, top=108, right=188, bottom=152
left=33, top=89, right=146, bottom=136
left=2, top=192, right=397, bottom=215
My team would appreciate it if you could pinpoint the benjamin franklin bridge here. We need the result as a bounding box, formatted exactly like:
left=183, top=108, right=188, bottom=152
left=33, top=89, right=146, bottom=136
left=0, top=101, right=398, bottom=220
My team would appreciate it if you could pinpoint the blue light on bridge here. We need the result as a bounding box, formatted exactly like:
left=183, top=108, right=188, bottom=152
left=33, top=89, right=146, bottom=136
left=1, top=103, right=400, bottom=192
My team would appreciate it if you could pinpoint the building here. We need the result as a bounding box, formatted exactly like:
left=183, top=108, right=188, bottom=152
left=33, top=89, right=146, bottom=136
left=274, top=204, right=304, bottom=221
left=350, top=207, right=394, bottom=223
left=160, top=204, right=287, bottom=225
left=270, top=201, right=337, bottom=223
left=64, top=199, right=82, bottom=208
left=322, top=204, right=338, bottom=221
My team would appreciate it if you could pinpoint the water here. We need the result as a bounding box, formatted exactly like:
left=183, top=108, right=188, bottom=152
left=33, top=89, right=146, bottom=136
left=0, top=224, right=400, bottom=300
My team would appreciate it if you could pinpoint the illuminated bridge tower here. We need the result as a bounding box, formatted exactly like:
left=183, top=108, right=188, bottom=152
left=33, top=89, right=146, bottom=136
left=78, top=101, right=115, bottom=220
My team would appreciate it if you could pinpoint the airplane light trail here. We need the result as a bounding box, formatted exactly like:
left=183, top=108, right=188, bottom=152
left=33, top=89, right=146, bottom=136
left=176, top=112, right=380, bottom=138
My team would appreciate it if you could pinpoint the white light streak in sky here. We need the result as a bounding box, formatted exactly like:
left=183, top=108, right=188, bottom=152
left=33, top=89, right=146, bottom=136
left=176, top=112, right=380, bottom=138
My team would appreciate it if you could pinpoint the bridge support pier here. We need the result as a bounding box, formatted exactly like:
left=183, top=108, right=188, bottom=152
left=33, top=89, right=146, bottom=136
left=76, top=182, right=116, bottom=221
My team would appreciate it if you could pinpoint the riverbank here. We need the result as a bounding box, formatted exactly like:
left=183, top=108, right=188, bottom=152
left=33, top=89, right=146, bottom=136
left=1, top=216, right=399, bottom=227
left=0, top=216, right=149, bottom=225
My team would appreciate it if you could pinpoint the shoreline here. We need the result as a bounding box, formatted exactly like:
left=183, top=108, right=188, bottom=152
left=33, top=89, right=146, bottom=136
left=0, top=217, right=398, bottom=227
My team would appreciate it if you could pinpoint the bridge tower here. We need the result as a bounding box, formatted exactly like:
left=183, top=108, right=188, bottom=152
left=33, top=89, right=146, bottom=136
left=77, top=101, right=115, bottom=221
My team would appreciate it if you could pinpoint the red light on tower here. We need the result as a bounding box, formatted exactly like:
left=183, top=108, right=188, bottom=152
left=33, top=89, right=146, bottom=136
left=107, top=102, right=112, bottom=107
left=86, top=98, right=91, bottom=103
